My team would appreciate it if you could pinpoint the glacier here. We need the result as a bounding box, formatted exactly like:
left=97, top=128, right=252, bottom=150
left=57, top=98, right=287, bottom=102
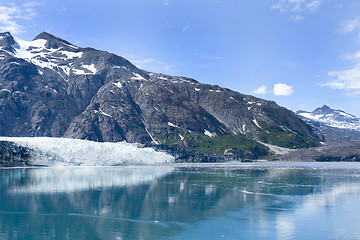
left=0, top=137, right=174, bottom=166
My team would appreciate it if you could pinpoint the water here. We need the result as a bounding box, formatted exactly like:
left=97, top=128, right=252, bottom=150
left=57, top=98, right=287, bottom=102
left=1, top=162, right=360, bottom=239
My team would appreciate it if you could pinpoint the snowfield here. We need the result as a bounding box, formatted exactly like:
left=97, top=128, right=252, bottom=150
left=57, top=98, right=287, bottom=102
left=0, top=137, right=174, bottom=166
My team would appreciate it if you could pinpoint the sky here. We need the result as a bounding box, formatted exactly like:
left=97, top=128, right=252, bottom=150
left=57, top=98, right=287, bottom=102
left=1, top=0, right=360, bottom=115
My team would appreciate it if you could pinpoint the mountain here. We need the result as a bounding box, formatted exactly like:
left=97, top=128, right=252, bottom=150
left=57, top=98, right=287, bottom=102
left=296, top=105, right=360, bottom=144
left=297, top=105, right=360, bottom=131
left=0, top=32, right=321, bottom=159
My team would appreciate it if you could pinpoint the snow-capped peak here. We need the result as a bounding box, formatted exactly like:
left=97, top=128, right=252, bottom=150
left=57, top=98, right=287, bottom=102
left=296, top=105, right=360, bottom=131
left=11, top=36, right=84, bottom=78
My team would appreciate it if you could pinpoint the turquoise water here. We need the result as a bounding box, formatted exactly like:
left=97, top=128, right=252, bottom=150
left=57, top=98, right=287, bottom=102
left=1, top=162, right=360, bottom=239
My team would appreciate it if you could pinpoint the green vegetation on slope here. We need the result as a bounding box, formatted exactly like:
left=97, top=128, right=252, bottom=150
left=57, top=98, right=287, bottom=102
left=165, top=131, right=270, bottom=159
left=256, top=127, right=320, bottom=149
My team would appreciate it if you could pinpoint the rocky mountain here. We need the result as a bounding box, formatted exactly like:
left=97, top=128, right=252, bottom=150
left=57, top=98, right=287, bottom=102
left=296, top=105, right=360, bottom=144
left=0, top=31, right=321, bottom=159
left=297, top=105, right=360, bottom=131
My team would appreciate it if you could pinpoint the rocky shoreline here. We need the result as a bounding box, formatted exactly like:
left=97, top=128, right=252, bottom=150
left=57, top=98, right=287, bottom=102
left=270, top=141, right=360, bottom=162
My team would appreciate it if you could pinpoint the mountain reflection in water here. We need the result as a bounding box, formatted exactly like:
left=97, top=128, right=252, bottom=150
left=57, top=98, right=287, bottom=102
left=0, top=164, right=360, bottom=240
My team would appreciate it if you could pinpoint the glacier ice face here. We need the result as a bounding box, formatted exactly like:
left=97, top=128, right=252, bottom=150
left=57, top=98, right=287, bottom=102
left=0, top=137, right=174, bottom=166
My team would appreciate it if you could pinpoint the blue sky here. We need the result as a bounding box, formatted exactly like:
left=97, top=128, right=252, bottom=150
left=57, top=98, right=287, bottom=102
left=1, top=0, right=360, bottom=115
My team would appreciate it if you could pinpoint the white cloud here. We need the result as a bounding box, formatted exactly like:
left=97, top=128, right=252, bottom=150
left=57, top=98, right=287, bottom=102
left=253, top=85, right=267, bottom=94
left=272, top=0, right=323, bottom=12
left=325, top=15, right=360, bottom=94
left=273, top=83, right=294, bottom=96
left=306, top=0, right=323, bottom=11
left=339, top=17, right=360, bottom=33
left=164, top=65, right=171, bottom=71
left=21, top=2, right=44, bottom=8
left=182, top=25, right=190, bottom=32
left=324, top=60, right=360, bottom=93
left=0, top=6, right=22, bottom=34
left=271, top=0, right=323, bottom=20
left=338, top=17, right=360, bottom=42
left=291, top=15, right=305, bottom=22
left=0, top=3, right=42, bottom=35
left=164, top=0, right=170, bottom=6
left=129, top=57, right=173, bottom=72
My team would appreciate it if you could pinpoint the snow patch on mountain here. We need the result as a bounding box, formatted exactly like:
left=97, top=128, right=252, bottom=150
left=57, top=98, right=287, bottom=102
left=204, top=129, right=216, bottom=138
left=252, top=119, right=262, bottom=129
left=113, top=82, right=122, bottom=88
left=13, top=37, right=83, bottom=73
left=72, top=64, right=98, bottom=75
left=131, top=73, right=146, bottom=80
left=82, top=63, right=97, bottom=74
left=168, top=122, right=179, bottom=128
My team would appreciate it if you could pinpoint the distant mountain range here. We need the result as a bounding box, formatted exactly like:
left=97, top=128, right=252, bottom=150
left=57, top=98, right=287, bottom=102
left=297, top=105, right=360, bottom=131
left=296, top=105, right=360, bottom=144
left=0, top=31, right=321, bottom=159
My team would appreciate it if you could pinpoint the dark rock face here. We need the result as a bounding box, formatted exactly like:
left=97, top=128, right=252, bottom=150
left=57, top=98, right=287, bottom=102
left=0, top=141, right=31, bottom=166
left=0, top=32, right=321, bottom=158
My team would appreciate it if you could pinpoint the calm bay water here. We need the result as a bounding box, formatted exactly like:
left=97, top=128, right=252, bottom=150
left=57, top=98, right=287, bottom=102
left=1, top=162, right=360, bottom=239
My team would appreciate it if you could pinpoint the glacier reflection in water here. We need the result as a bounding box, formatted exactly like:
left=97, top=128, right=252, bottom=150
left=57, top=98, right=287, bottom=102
left=8, top=166, right=175, bottom=193
left=1, top=164, right=360, bottom=239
